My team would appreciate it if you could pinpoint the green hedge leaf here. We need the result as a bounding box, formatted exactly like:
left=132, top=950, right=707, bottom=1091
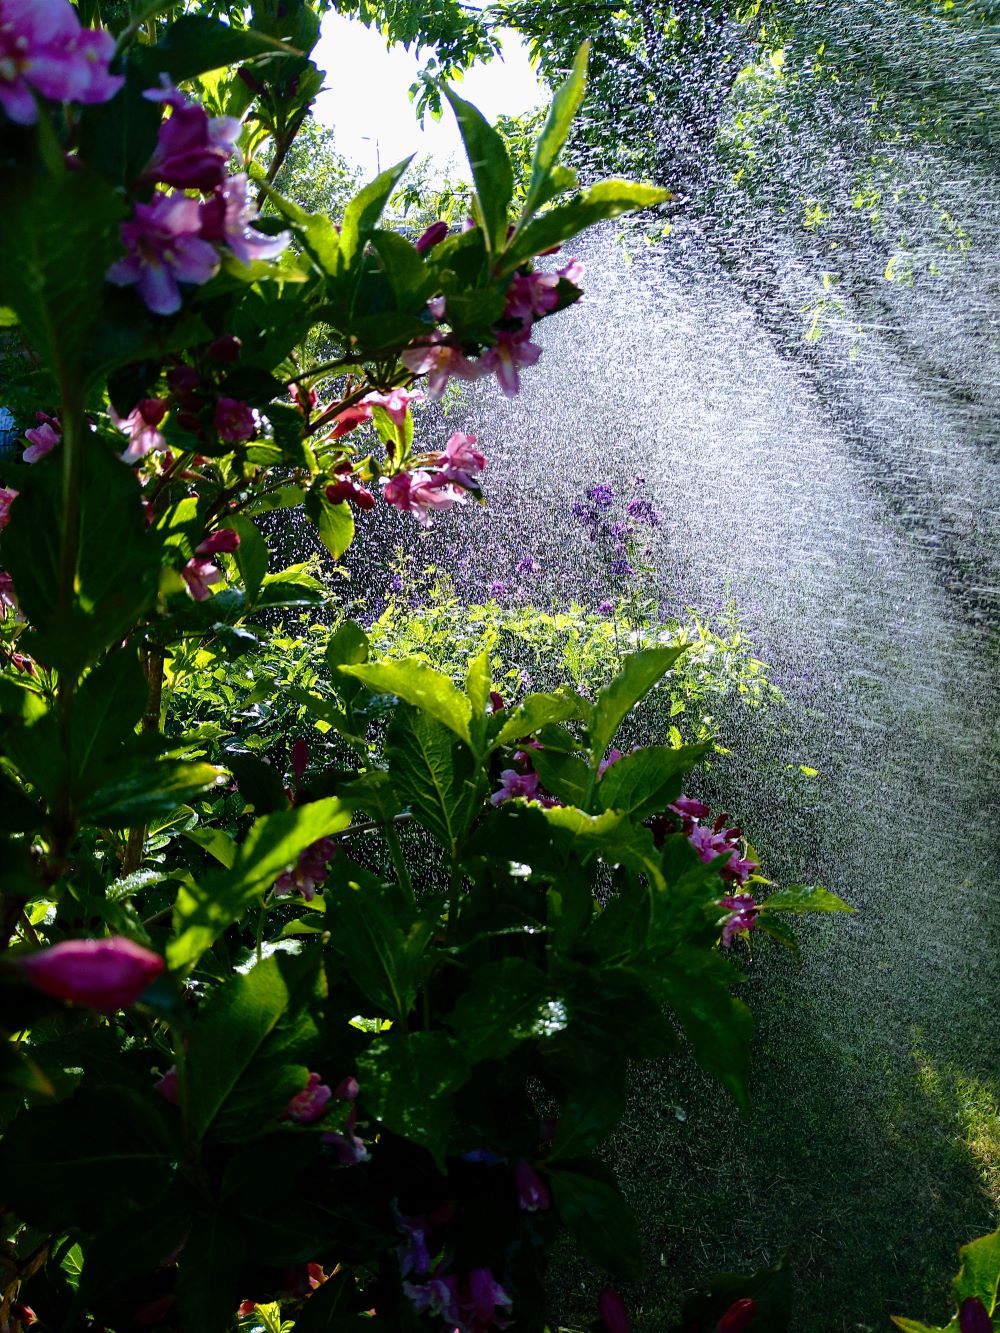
left=341, top=659, right=472, bottom=745
left=357, top=1032, right=467, bottom=1170
left=549, top=1163, right=642, bottom=1279
left=443, top=86, right=513, bottom=254
left=588, top=644, right=687, bottom=759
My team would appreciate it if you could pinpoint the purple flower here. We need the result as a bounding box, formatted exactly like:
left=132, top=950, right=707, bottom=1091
left=321, top=1075, right=369, bottom=1164
left=438, top=431, right=486, bottom=489
left=285, top=1071, right=332, bottom=1124
left=669, top=793, right=711, bottom=824
left=626, top=497, right=661, bottom=526
left=143, top=80, right=240, bottom=190
left=273, top=837, right=336, bottom=902
left=214, top=396, right=255, bottom=443
left=598, top=599, right=615, bottom=616
left=404, top=1275, right=461, bottom=1325
left=107, top=191, right=220, bottom=316
left=609, top=557, right=635, bottom=578
left=196, top=528, right=240, bottom=557
left=598, top=748, right=623, bottom=778
left=401, top=333, right=481, bottom=399
left=490, top=769, right=541, bottom=806
left=478, top=327, right=542, bottom=397
left=154, top=1065, right=179, bottom=1104
left=720, top=892, right=760, bottom=948
left=514, top=1160, right=551, bottom=1211
left=463, top=1269, right=514, bottom=1332
left=0, top=570, right=16, bottom=612
left=586, top=482, right=614, bottom=509
left=489, top=580, right=507, bottom=597
left=19, top=937, right=164, bottom=1012
left=557, top=256, right=585, bottom=287
left=0, top=0, right=123, bottom=126
left=515, top=556, right=539, bottom=575
left=199, top=172, right=289, bottom=267
left=415, top=220, right=449, bottom=254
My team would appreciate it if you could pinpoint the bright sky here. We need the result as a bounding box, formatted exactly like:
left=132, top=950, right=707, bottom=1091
left=312, top=12, right=545, bottom=180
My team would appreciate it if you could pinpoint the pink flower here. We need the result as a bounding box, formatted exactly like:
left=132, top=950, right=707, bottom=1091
left=0, top=487, right=17, bottom=530
left=326, top=403, right=372, bottom=440
left=196, top=528, right=240, bottom=556
left=514, top=1160, right=550, bottom=1211
left=428, top=295, right=446, bottom=321
left=0, top=570, right=17, bottom=612
left=181, top=556, right=223, bottom=601
left=213, top=397, right=255, bottom=443
left=143, top=81, right=240, bottom=191
left=19, top=937, right=164, bottom=1012
left=23, top=418, right=60, bottom=463
left=362, top=387, right=425, bottom=427
left=321, top=1074, right=368, bottom=1164
left=273, top=837, right=336, bottom=902
left=110, top=398, right=168, bottom=463
left=557, top=256, right=585, bottom=286
left=199, top=172, right=289, bottom=267
left=415, top=220, right=449, bottom=254
left=598, top=748, right=623, bottom=778
left=285, top=1071, right=332, bottom=1124
left=719, top=893, right=760, bottom=949
left=401, top=333, right=481, bottom=399
left=0, top=0, right=123, bottom=126
left=107, top=191, right=220, bottom=316
left=438, top=431, right=486, bottom=489
left=490, top=769, right=541, bottom=806
left=504, top=269, right=560, bottom=323
left=461, top=1269, right=514, bottom=1333
left=154, top=1065, right=179, bottom=1104
left=669, top=793, right=711, bottom=824
left=382, top=469, right=466, bottom=527
left=477, top=327, right=542, bottom=397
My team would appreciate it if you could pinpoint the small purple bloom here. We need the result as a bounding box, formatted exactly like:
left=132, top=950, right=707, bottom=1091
left=626, top=497, right=661, bottom=526
left=489, top=580, right=507, bottom=597
left=609, top=557, right=635, bottom=578
left=490, top=769, right=541, bottom=806
left=143, top=80, right=240, bottom=190
left=515, top=556, right=539, bottom=575
left=504, top=268, right=560, bottom=323
left=154, top=1065, right=179, bottom=1104
left=514, top=1160, right=551, bottom=1211
left=404, top=1275, right=461, bottom=1325
left=214, top=396, right=255, bottom=443
left=598, top=748, right=623, bottom=778
left=720, top=892, right=760, bottom=948
left=22, top=418, right=60, bottom=464
left=107, top=191, right=220, bottom=316
left=0, top=0, right=123, bottom=126
left=598, top=599, right=615, bottom=616
left=586, top=482, right=614, bottom=509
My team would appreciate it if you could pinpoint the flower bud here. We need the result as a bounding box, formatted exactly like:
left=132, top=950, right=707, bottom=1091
left=598, top=1287, right=630, bottom=1333
left=716, top=1298, right=758, bottom=1332
left=20, top=937, right=164, bottom=1012
left=206, top=335, right=242, bottom=363
left=959, top=1297, right=995, bottom=1333
left=514, top=1159, right=551, bottom=1211
left=415, top=220, right=449, bottom=254
left=196, top=528, right=240, bottom=556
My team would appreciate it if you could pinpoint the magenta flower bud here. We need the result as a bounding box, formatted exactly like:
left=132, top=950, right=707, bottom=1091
left=598, top=1287, right=630, bottom=1333
left=195, top=528, right=240, bottom=556
left=334, top=1075, right=359, bottom=1101
left=488, top=691, right=505, bottom=713
left=959, top=1297, right=995, bottom=1333
left=167, top=365, right=201, bottom=394
left=291, top=738, right=309, bottom=785
left=514, top=1159, right=551, bottom=1211
left=0, top=487, right=17, bottom=531
left=154, top=1065, right=179, bottom=1104
left=716, top=1298, right=758, bottom=1333
left=144, top=91, right=240, bottom=191
left=214, top=396, right=255, bottom=443
left=415, top=220, right=449, bottom=254
left=20, top=937, right=164, bottom=1012
left=206, top=335, right=242, bottom=363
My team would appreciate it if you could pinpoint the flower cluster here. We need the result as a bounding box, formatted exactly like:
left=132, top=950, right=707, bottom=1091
left=321, top=1076, right=368, bottom=1165
left=398, top=1209, right=513, bottom=1333
left=181, top=527, right=240, bottom=602
left=0, top=0, right=123, bottom=126
left=106, top=83, right=287, bottom=316
left=380, top=432, right=488, bottom=527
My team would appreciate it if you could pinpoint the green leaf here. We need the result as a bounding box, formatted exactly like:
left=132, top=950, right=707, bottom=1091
left=182, top=825, right=238, bottom=868
left=540, top=805, right=663, bottom=881
left=69, top=649, right=146, bottom=781
left=502, top=181, right=671, bottom=274
left=305, top=486, right=355, bottom=559
left=521, top=41, right=589, bottom=220
left=597, top=743, right=708, bottom=821
left=340, top=659, right=472, bottom=746
left=175, top=1209, right=247, bottom=1333
left=493, top=690, right=582, bottom=748
left=763, top=884, right=854, bottom=913
left=953, top=1228, right=1000, bottom=1312
left=529, top=747, right=592, bottom=808
left=0, top=1087, right=175, bottom=1232
left=326, top=619, right=369, bottom=673
left=326, top=860, right=433, bottom=1023
left=890, top=1320, right=942, bottom=1332
left=3, top=442, right=161, bottom=675
left=588, top=644, right=687, bottom=758
left=83, top=758, right=226, bottom=828
left=550, top=1064, right=627, bottom=1160
left=136, top=14, right=300, bottom=82
left=255, top=566, right=328, bottom=610
left=386, top=706, right=484, bottom=854
left=549, top=1163, right=642, bottom=1279
left=450, top=959, right=556, bottom=1063
left=226, top=514, right=269, bottom=605
left=442, top=86, right=514, bottom=253
left=185, top=955, right=295, bottom=1140
left=168, top=797, right=351, bottom=969
left=465, top=649, right=492, bottom=718
left=338, top=158, right=415, bottom=279
left=357, top=1032, right=467, bottom=1169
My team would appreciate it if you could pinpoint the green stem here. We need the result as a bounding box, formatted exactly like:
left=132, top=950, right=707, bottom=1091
left=447, top=859, right=463, bottom=941
left=384, top=821, right=414, bottom=904
left=53, top=398, right=85, bottom=857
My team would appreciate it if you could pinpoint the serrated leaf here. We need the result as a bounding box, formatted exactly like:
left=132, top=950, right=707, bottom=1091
left=493, top=690, right=582, bottom=748
left=386, top=706, right=484, bottom=854
left=588, top=644, right=686, bottom=758
left=597, top=743, right=708, bottom=821
left=340, top=659, right=472, bottom=745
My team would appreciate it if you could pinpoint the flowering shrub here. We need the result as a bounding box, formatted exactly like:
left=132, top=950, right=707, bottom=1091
left=0, top=4, right=850, bottom=1330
